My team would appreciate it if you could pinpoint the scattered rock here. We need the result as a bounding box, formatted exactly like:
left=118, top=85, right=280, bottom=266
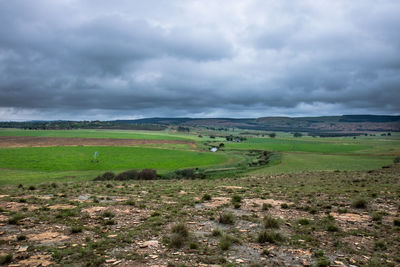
left=18, top=254, right=53, bottom=267
left=48, top=204, right=75, bottom=210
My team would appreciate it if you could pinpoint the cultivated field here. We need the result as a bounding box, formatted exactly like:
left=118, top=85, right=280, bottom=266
left=0, top=128, right=399, bottom=266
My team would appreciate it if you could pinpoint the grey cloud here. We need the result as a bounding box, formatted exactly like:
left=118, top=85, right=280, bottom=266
left=0, top=0, right=399, bottom=120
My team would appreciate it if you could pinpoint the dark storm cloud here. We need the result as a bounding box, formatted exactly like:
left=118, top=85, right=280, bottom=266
left=0, top=0, right=399, bottom=120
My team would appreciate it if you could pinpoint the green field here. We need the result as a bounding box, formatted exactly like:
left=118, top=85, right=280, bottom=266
left=225, top=137, right=369, bottom=153
left=0, top=128, right=399, bottom=185
left=0, top=146, right=228, bottom=172
left=0, top=129, right=191, bottom=141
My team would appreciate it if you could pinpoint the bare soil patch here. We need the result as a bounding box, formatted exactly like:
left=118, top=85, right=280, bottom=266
left=0, top=136, right=194, bottom=148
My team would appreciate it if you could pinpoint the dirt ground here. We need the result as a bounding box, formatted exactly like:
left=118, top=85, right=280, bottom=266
left=0, top=164, right=399, bottom=266
left=0, top=136, right=194, bottom=148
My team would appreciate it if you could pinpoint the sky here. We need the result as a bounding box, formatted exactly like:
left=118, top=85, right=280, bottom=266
left=0, top=0, right=399, bottom=121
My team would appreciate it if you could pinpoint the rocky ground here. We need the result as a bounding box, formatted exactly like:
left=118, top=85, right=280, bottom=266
left=0, top=164, right=399, bottom=266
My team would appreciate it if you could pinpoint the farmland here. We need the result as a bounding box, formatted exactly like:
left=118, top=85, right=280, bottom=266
left=0, top=128, right=399, bottom=266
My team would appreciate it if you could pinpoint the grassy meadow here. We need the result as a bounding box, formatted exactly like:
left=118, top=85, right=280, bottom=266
left=0, top=128, right=399, bottom=185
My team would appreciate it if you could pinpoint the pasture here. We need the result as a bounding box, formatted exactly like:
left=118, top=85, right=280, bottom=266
left=0, top=129, right=399, bottom=185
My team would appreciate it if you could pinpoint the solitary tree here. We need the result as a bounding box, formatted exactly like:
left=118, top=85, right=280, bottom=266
left=293, top=132, right=303, bottom=138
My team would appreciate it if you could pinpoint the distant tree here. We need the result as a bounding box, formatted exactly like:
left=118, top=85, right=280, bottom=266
left=268, top=133, right=276, bottom=138
left=177, top=126, right=190, bottom=132
left=293, top=132, right=303, bottom=138
left=219, top=143, right=225, bottom=148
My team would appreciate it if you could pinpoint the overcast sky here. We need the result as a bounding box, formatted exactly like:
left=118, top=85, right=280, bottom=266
left=0, top=0, right=399, bottom=120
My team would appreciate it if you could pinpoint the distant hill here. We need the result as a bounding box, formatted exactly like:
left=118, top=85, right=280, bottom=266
left=120, top=115, right=400, bottom=132
left=1, top=115, right=399, bottom=132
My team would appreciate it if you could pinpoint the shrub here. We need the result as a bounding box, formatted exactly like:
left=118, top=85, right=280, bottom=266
left=257, top=230, right=284, bottom=244
left=189, top=242, right=198, bottom=249
left=167, top=223, right=189, bottom=248
left=115, top=170, right=138, bottom=180
left=139, top=169, right=157, bottom=180
left=171, top=223, right=189, bottom=237
left=169, top=233, right=186, bottom=248
left=297, top=218, right=310, bottom=225
left=393, top=218, right=400, bottom=226
left=352, top=198, right=367, bottom=209
left=394, top=156, right=400, bottom=163
left=231, top=195, right=242, bottom=203
left=202, top=194, right=212, bottom=201
left=316, top=257, right=330, bottom=267
left=262, top=203, right=271, bottom=211
left=218, top=212, right=235, bottom=225
left=212, top=228, right=222, bottom=237
left=374, top=240, right=386, bottom=251
left=102, top=172, right=115, bottom=180
left=326, top=224, right=339, bottom=232
left=0, top=254, right=12, bottom=264
left=16, top=235, right=27, bottom=241
left=125, top=199, right=136, bottom=206
left=28, top=185, right=36, bottom=190
left=263, top=214, right=280, bottom=229
left=101, top=211, right=115, bottom=218
left=8, top=213, right=25, bottom=225
left=219, top=235, right=239, bottom=251
left=280, top=203, right=289, bottom=209
left=372, top=212, right=383, bottom=222
left=71, top=225, right=84, bottom=234
left=175, top=169, right=196, bottom=179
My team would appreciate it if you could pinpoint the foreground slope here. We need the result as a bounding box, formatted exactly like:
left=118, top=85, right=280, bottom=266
left=0, top=164, right=399, bottom=266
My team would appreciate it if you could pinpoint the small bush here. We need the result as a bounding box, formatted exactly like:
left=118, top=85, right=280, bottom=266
left=297, top=218, right=310, bottom=225
left=189, top=242, right=198, bottom=249
left=393, top=156, right=400, bottom=163
left=167, top=223, right=189, bottom=248
left=263, top=214, right=280, bottom=229
left=218, top=212, right=235, bottom=225
left=171, top=223, right=189, bottom=237
left=372, top=212, right=383, bottom=222
left=316, top=257, right=330, bottom=267
left=262, top=203, right=271, bottom=211
left=71, top=225, right=84, bottom=234
left=257, top=230, right=284, bottom=244
left=231, top=195, right=242, bottom=203
left=393, top=218, right=400, bottom=226
left=139, top=169, right=157, bottom=180
left=219, top=235, right=233, bottom=250
left=280, top=203, right=289, bottom=209
left=116, top=170, right=138, bottom=180
left=233, top=203, right=241, bottom=209
left=0, top=254, right=12, bottom=264
left=326, top=224, right=339, bottom=232
left=169, top=233, right=186, bottom=248
left=17, top=235, right=27, bottom=241
left=202, top=194, right=212, bottom=201
left=8, top=213, right=25, bottom=225
left=212, top=228, right=222, bottom=237
left=104, top=219, right=115, bottom=225
left=28, top=185, right=36, bottom=190
left=175, top=169, right=196, bottom=179
left=103, top=172, right=115, bottom=180
left=101, top=211, right=115, bottom=218
left=352, top=198, right=367, bottom=209
left=125, top=199, right=136, bottom=206
left=337, top=208, right=347, bottom=214
left=374, top=240, right=386, bottom=251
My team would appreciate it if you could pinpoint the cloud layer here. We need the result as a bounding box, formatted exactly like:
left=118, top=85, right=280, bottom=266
left=0, top=0, right=399, bottom=120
